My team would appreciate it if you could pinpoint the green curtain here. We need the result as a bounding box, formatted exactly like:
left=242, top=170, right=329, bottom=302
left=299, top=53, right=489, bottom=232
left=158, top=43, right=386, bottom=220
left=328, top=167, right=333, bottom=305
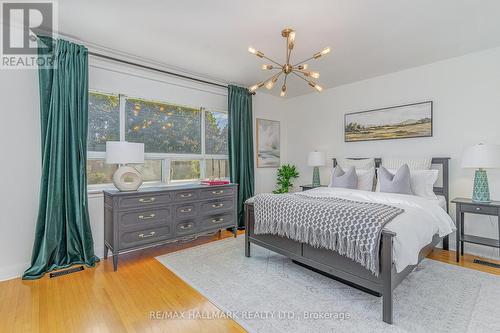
left=228, top=85, right=255, bottom=228
left=23, top=37, right=98, bottom=280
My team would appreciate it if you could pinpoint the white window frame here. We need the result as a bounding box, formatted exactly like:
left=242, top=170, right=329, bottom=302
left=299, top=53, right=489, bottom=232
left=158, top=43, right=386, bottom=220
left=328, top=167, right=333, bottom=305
left=87, top=91, right=229, bottom=190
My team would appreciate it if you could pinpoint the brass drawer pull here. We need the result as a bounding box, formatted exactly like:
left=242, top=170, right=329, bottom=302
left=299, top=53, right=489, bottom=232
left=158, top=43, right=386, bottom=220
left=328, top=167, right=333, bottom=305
left=139, top=197, right=156, bottom=203
left=180, top=208, right=192, bottom=213
left=180, top=224, right=193, bottom=230
left=138, top=231, right=156, bottom=238
left=211, top=218, right=224, bottom=224
left=212, top=203, right=224, bottom=208
left=180, top=193, right=193, bottom=198
left=138, top=213, right=156, bottom=220
left=212, top=190, right=224, bottom=195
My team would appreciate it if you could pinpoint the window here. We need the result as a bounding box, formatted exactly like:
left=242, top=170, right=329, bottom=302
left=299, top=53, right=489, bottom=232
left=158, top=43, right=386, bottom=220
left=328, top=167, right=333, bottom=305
left=88, top=92, right=119, bottom=151
left=126, top=98, right=201, bottom=154
left=87, top=91, right=229, bottom=187
left=205, top=110, right=228, bottom=155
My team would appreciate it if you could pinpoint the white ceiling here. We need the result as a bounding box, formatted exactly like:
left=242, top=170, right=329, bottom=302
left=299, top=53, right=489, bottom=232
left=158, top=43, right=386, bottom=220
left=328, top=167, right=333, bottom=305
left=59, top=0, right=500, bottom=97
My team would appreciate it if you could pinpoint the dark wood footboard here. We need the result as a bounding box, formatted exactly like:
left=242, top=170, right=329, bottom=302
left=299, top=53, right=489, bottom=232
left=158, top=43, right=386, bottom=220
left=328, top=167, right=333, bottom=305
left=245, top=202, right=441, bottom=324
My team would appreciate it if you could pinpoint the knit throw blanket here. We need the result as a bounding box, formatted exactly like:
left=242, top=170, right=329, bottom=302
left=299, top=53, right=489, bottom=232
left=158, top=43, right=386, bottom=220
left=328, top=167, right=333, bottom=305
left=253, top=193, right=404, bottom=275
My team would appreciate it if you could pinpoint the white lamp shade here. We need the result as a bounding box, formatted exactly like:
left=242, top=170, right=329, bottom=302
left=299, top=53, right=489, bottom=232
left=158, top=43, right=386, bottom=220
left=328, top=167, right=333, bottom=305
left=307, top=151, right=326, bottom=167
left=105, top=141, right=144, bottom=164
left=461, top=144, right=500, bottom=169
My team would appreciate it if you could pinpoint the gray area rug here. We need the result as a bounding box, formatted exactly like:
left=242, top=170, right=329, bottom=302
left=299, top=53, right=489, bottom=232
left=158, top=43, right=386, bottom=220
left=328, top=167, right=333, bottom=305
left=156, top=237, right=500, bottom=333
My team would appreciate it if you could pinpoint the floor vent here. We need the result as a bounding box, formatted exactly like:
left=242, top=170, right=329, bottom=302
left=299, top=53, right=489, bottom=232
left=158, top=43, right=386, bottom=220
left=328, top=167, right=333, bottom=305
left=49, top=266, right=84, bottom=278
left=473, top=259, right=500, bottom=269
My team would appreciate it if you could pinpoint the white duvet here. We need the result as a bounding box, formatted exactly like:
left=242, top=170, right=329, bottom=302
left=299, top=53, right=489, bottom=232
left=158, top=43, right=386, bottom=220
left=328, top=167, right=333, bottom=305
left=299, top=187, right=455, bottom=272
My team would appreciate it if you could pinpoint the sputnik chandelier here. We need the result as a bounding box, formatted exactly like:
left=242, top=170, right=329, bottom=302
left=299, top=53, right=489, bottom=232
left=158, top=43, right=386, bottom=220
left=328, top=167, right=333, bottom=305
left=248, top=27, right=331, bottom=97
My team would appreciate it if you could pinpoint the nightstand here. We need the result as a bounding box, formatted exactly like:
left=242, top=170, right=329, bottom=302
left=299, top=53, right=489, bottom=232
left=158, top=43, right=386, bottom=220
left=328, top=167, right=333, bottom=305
left=300, top=184, right=327, bottom=191
left=451, top=197, right=500, bottom=262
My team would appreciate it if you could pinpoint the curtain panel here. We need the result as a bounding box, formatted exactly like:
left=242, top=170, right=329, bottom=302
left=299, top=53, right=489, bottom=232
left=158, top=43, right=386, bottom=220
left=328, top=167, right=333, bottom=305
left=23, top=37, right=98, bottom=279
left=228, top=85, right=255, bottom=228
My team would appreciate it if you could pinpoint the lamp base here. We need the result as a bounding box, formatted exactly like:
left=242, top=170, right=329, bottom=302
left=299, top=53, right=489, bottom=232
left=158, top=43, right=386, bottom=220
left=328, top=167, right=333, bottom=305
left=112, top=165, right=143, bottom=191
left=472, top=169, right=490, bottom=203
left=312, top=166, right=321, bottom=187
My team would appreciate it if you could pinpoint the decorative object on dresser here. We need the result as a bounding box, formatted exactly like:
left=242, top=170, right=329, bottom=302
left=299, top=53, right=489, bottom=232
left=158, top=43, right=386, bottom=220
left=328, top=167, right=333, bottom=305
left=344, top=101, right=432, bottom=142
left=272, top=164, right=299, bottom=194
left=104, top=183, right=238, bottom=271
left=307, top=151, right=325, bottom=187
left=461, top=143, right=500, bottom=202
left=451, top=198, right=500, bottom=268
left=105, top=141, right=145, bottom=191
left=256, top=118, right=280, bottom=167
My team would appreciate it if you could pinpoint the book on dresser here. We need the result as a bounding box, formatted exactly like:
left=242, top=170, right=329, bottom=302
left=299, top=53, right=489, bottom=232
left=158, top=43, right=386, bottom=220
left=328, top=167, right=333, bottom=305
left=103, top=183, right=238, bottom=271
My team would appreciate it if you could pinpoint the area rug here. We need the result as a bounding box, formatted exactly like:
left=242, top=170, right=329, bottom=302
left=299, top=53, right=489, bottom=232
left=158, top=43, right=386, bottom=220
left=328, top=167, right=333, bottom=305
left=156, top=237, right=500, bottom=333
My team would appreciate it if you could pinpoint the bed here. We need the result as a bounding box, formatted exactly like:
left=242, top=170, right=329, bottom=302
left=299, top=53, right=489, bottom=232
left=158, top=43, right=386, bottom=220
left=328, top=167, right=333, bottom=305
left=244, top=157, right=453, bottom=324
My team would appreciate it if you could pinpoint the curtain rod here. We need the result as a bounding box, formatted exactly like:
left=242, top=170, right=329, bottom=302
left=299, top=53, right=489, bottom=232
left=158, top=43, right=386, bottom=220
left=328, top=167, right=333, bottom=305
left=88, top=51, right=229, bottom=90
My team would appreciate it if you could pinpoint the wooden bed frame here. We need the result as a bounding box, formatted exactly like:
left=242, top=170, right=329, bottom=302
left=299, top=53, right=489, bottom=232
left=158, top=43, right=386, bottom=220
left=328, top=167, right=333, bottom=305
left=244, top=157, right=450, bottom=324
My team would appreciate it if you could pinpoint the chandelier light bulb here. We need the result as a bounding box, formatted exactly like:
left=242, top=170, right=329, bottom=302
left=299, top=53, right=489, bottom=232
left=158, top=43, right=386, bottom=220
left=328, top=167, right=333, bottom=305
left=310, top=71, right=320, bottom=79
left=313, top=47, right=331, bottom=59
left=261, top=64, right=273, bottom=70
left=280, top=85, right=286, bottom=97
left=297, top=64, right=308, bottom=70
left=265, top=76, right=279, bottom=90
left=248, top=47, right=257, bottom=54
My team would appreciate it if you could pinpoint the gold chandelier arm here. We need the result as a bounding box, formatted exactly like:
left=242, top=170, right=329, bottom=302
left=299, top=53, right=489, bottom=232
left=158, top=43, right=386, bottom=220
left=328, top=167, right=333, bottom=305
left=261, top=55, right=283, bottom=67
left=292, top=56, right=315, bottom=67
left=291, top=71, right=309, bottom=82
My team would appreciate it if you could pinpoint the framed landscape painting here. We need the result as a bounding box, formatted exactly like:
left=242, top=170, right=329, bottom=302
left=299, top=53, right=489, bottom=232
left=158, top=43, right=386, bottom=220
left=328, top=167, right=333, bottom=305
left=344, top=101, right=433, bottom=142
left=256, top=118, right=280, bottom=168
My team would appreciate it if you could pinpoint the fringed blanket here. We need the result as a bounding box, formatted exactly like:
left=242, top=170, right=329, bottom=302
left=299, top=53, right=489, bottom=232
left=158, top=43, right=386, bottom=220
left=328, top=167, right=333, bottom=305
left=253, top=193, right=404, bottom=275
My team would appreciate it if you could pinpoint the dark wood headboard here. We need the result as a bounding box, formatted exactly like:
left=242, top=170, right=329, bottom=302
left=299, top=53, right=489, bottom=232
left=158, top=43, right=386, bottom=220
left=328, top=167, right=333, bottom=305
left=332, top=157, right=450, bottom=213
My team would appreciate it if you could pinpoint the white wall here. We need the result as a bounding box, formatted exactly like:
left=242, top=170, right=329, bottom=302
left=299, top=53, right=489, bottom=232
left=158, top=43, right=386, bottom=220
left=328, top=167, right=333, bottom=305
left=0, top=69, right=40, bottom=281
left=253, top=93, right=288, bottom=194
left=284, top=47, right=500, bottom=259
left=0, top=57, right=285, bottom=280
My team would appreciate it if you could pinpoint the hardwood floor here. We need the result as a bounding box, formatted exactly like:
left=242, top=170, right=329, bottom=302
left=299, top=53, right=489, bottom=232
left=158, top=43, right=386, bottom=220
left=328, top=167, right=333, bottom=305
left=0, top=231, right=498, bottom=333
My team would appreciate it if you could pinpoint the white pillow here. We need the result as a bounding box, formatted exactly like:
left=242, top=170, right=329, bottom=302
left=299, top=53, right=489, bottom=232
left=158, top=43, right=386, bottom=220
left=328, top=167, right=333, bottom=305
left=376, top=168, right=439, bottom=199
left=356, top=167, right=376, bottom=191
left=330, top=167, right=375, bottom=191
left=337, top=158, right=375, bottom=170
left=382, top=157, right=432, bottom=170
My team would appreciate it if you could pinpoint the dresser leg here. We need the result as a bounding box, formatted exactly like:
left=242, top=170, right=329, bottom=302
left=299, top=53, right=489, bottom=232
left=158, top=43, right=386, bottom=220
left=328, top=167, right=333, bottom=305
left=104, top=246, right=109, bottom=260
left=233, top=226, right=237, bottom=238
left=113, top=255, right=119, bottom=271
left=455, top=206, right=461, bottom=262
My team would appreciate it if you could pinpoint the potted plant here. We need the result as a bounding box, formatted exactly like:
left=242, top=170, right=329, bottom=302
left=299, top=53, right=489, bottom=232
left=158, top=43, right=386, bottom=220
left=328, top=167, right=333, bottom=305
left=273, top=164, right=299, bottom=194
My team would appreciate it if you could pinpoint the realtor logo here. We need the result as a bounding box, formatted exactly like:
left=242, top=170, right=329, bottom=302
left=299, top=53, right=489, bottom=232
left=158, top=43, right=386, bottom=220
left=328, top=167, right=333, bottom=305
left=1, top=1, right=57, bottom=69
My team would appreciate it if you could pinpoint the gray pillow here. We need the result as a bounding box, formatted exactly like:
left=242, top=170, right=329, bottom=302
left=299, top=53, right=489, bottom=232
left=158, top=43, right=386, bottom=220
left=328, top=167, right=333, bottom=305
left=378, top=165, right=412, bottom=195
left=330, top=166, right=358, bottom=189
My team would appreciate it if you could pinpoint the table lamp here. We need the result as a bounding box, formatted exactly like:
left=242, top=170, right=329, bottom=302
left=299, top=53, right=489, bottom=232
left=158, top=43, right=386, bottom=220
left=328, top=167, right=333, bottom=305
left=307, top=151, right=325, bottom=187
left=461, top=143, right=500, bottom=202
left=106, top=141, right=145, bottom=191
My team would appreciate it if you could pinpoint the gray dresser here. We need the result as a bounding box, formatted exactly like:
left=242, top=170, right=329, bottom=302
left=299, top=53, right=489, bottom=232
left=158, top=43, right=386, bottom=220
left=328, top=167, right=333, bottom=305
left=103, top=183, right=238, bottom=270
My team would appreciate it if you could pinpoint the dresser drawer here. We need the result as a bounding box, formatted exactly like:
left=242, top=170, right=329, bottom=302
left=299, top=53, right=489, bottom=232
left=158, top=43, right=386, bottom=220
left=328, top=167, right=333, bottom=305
left=174, top=219, right=199, bottom=236
left=175, top=203, right=198, bottom=218
left=174, top=190, right=199, bottom=202
left=119, top=225, right=173, bottom=249
left=199, top=212, right=235, bottom=231
left=119, top=193, right=172, bottom=209
left=461, top=204, right=498, bottom=215
left=199, top=187, right=235, bottom=199
left=119, top=208, right=171, bottom=229
left=200, top=198, right=235, bottom=215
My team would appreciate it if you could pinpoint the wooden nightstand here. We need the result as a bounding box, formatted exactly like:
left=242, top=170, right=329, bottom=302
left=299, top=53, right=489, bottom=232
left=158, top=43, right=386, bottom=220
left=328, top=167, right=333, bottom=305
left=451, top=197, right=500, bottom=263
left=300, top=184, right=327, bottom=191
